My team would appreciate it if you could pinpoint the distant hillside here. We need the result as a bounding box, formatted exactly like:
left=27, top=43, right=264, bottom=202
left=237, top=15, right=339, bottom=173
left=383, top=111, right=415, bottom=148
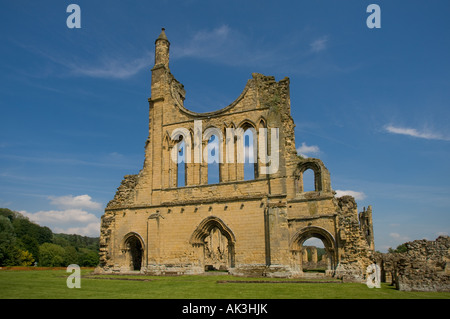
left=0, top=208, right=99, bottom=267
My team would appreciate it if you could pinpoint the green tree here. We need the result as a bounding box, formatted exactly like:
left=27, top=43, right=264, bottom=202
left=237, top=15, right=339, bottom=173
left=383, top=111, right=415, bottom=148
left=78, top=248, right=99, bottom=267
left=64, top=246, right=79, bottom=265
left=0, top=208, right=20, bottom=222
left=388, top=243, right=408, bottom=254
left=17, top=250, right=35, bottom=266
left=38, top=243, right=65, bottom=267
left=0, top=215, right=16, bottom=266
left=6, top=248, right=35, bottom=266
left=13, top=217, right=52, bottom=245
left=17, top=235, right=40, bottom=263
left=1, top=208, right=100, bottom=267
left=53, top=235, right=70, bottom=247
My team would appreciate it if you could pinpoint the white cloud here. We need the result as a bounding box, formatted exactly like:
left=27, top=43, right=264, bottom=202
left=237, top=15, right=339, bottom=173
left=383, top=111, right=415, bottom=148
left=334, top=190, right=367, bottom=201
left=68, top=53, right=152, bottom=79
left=175, top=25, right=233, bottom=59
left=297, top=142, right=320, bottom=158
left=389, top=232, right=410, bottom=242
left=310, top=36, right=328, bottom=53
left=53, top=222, right=101, bottom=237
left=173, top=25, right=277, bottom=68
left=303, top=237, right=324, bottom=247
left=19, top=41, right=152, bottom=79
left=22, top=209, right=98, bottom=225
left=48, top=194, right=102, bottom=211
left=384, top=124, right=450, bottom=141
left=19, top=194, right=102, bottom=237
left=21, top=209, right=100, bottom=237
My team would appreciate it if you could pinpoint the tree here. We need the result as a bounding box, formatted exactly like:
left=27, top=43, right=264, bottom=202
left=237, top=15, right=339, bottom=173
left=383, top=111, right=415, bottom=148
left=78, top=248, right=99, bottom=267
left=17, top=250, right=35, bottom=266
left=0, top=208, right=100, bottom=267
left=13, top=217, right=52, bottom=245
left=0, top=216, right=16, bottom=266
left=64, top=246, right=79, bottom=265
left=6, top=248, right=35, bottom=266
left=17, top=235, right=40, bottom=263
left=38, top=243, right=65, bottom=267
left=0, top=208, right=19, bottom=222
left=388, top=243, right=408, bottom=253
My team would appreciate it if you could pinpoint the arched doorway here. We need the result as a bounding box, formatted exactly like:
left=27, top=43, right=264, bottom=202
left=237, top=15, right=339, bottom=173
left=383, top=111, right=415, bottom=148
left=123, top=233, right=144, bottom=271
left=190, top=216, right=236, bottom=271
left=291, top=226, right=336, bottom=275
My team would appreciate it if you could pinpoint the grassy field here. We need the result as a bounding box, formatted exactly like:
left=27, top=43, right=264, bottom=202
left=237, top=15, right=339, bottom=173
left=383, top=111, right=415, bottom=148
left=0, top=268, right=449, bottom=299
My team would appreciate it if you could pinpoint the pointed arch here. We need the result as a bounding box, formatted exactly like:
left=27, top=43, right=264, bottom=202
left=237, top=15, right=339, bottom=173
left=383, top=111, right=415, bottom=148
left=257, top=116, right=267, bottom=129
left=204, top=126, right=222, bottom=184
left=190, top=216, right=236, bottom=245
left=190, top=216, right=236, bottom=269
left=122, top=232, right=145, bottom=271
left=237, top=119, right=257, bottom=131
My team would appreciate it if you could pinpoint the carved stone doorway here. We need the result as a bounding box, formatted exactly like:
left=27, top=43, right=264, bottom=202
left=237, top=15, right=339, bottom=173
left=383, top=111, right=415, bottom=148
left=204, top=227, right=229, bottom=271
left=190, top=216, right=236, bottom=272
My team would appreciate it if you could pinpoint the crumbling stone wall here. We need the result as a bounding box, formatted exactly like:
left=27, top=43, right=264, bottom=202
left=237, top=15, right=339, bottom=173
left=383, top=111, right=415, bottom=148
left=98, top=211, right=115, bottom=269
left=334, top=196, right=374, bottom=282
left=106, top=174, right=139, bottom=209
left=377, top=236, right=450, bottom=292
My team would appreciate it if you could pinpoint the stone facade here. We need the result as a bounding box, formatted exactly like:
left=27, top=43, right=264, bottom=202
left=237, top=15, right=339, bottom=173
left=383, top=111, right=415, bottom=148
left=96, top=29, right=375, bottom=280
left=376, top=236, right=450, bottom=292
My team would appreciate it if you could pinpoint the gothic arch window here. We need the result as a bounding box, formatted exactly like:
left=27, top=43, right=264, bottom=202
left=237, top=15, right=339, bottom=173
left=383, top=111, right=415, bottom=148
left=207, top=134, right=220, bottom=184
left=302, top=169, right=315, bottom=192
left=170, top=128, right=192, bottom=188
left=236, top=121, right=257, bottom=181
left=257, top=116, right=267, bottom=130
left=177, top=138, right=186, bottom=187
left=243, top=129, right=256, bottom=180
left=295, top=161, right=322, bottom=193
left=203, top=126, right=223, bottom=184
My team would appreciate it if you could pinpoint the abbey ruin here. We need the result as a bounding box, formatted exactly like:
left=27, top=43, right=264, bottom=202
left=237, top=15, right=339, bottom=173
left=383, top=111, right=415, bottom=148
left=96, top=29, right=376, bottom=281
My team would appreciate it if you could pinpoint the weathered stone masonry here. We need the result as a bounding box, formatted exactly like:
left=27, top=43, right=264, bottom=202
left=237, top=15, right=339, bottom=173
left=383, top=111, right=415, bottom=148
left=96, top=29, right=375, bottom=280
left=376, top=236, right=450, bottom=292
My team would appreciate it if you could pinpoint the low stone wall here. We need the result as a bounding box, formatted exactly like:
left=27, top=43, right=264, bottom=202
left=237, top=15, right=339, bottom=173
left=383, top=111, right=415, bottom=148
left=376, top=236, right=450, bottom=292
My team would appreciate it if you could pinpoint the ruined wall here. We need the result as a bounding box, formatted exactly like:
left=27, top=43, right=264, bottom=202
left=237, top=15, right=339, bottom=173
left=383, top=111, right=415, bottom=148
left=106, top=175, right=139, bottom=209
left=377, top=236, right=450, bottom=292
left=96, top=29, right=376, bottom=280
left=334, top=196, right=374, bottom=282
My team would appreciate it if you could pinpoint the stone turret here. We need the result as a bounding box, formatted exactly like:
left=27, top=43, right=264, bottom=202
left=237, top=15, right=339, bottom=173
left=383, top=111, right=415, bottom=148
left=154, top=28, right=170, bottom=69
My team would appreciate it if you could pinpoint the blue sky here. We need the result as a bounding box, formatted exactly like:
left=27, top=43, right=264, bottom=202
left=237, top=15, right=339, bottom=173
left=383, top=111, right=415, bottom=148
left=0, top=1, right=449, bottom=252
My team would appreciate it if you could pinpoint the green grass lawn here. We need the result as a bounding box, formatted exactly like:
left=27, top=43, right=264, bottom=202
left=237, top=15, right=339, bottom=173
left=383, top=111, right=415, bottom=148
left=0, top=268, right=449, bottom=299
